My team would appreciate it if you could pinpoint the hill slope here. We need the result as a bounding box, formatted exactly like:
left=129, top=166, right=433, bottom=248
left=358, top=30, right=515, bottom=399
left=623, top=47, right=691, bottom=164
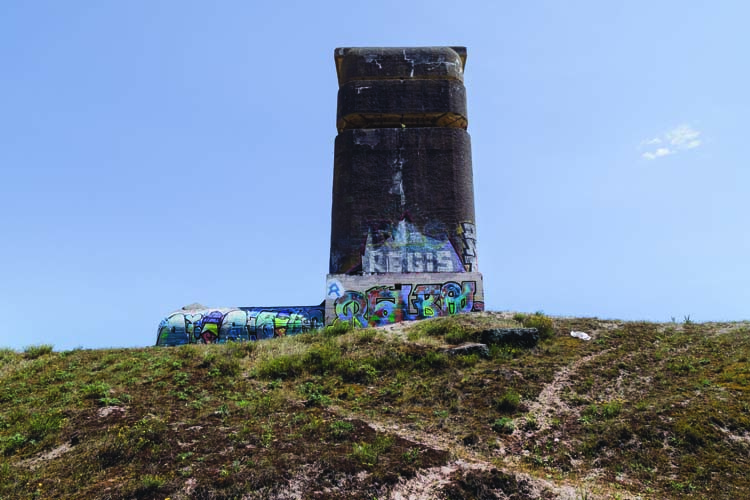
left=2, top=313, right=750, bottom=499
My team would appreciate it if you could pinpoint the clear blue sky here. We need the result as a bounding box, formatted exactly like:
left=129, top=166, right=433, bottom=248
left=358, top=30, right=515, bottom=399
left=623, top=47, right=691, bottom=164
left=1, top=1, right=748, bottom=351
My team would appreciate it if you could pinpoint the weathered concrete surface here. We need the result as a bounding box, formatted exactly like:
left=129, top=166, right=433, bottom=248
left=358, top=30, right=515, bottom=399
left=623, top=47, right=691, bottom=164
left=329, top=47, right=478, bottom=277
left=329, top=128, right=476, bottom=275
left=335, top=46, right=467, bottom=85
left=337, top=79, right=467, bottom=131
left=479, top=328, right=540, bottom=348
left=325, top=272, right=484, bottom=327
left=441, top=342, right=490, bottom=358
left=326, top=47, right=483, bottom=327
left=156, top=305, right=325, bottom=346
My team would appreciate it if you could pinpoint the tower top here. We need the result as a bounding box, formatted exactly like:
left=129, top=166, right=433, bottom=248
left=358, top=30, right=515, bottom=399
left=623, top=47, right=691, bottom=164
left=334, top=47, right=467, bottom=86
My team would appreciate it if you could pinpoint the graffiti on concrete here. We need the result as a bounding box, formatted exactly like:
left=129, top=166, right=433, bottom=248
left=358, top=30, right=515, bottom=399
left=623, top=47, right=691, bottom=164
left=327, top=278, right=344, bottom=300
left=333, top=280, right=483, bottom=328
left=156, top=305, right=325, bottom=346
left=456, top=222, right=477, bottom=272
left=362, top=219, right=465, bottom=273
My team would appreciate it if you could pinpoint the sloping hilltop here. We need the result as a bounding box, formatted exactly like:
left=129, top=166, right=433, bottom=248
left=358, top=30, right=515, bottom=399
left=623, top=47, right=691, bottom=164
left=2, top=313, right=750, bottom=499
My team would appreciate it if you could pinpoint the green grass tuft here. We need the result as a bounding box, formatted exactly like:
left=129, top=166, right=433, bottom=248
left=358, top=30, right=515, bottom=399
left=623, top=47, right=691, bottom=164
left=23, top=344, right=54, bottom=359
left=495, top=390, right=522, bottom=413
left=514, top=312, right=555, bottom=339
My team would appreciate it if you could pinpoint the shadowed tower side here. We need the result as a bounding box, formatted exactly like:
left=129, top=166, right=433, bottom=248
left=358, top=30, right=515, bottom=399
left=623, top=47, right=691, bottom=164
left=326, top=47, right=484, bottom=327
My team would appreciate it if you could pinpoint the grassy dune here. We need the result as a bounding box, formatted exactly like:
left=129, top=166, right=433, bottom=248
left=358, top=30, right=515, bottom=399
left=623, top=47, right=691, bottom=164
left=2, top=313, right=749, bottom=499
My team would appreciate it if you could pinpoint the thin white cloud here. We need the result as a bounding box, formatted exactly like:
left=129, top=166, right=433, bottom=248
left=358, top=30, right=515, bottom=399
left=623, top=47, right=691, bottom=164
left=667, top=124, right=702, bottom=149
left=642, top=147, right=673, bottom=160
left=641, top=137, right=662, bottom=146
left=640, top=124, right=702, bottom=160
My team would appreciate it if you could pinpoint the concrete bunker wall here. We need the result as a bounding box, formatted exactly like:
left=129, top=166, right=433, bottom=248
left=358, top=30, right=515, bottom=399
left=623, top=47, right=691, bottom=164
left=155, top=46, right=484, bottom=346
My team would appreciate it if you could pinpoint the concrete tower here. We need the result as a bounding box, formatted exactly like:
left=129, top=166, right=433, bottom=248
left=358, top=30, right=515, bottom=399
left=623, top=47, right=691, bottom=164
left=325, top=47, right=484, bottom=327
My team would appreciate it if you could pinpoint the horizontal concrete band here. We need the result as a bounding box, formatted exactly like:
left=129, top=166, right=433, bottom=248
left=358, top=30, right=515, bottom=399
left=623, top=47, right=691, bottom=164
left=330, top=128, right=475, bottom=275
left=334, top=126, right=473, bottom=154
left=325, top=272, right=484, bottom=326
left=337, top=79, right=467, bottom=131
left=327, top=272, right=484, bottom=288
left=335, top=46, right=467, bottom=85
left=337, top=113, right=467, bottom=133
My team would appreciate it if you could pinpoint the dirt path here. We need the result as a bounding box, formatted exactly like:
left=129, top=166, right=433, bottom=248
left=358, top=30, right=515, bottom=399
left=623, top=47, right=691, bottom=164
left=356, top=316, right=636, bottom=499
left=520, top=349, right=612, bottom=435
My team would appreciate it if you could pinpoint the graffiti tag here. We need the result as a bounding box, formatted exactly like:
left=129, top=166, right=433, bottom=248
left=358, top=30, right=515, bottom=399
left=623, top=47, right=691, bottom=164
left=333, top=280, right=482, bottom=327
left=156, top=306, right=325, bottom=346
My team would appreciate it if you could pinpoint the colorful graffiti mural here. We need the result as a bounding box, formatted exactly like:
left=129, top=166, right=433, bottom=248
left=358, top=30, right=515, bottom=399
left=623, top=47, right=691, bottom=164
left=156, top=305, right=325, bottom=347
left=362, top=219, right=465, bottom=273
left=333, top=280, right=483, bottom=328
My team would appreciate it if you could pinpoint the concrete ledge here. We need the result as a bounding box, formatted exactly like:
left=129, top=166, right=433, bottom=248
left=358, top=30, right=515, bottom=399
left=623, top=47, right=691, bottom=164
left=335, top=46, right=466, bottom=85
left=325, top=272, right=483, bottom=327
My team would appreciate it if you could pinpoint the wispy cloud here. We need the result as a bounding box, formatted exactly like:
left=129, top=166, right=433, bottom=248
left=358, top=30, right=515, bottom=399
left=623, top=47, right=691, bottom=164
left=641, top=137, right=662, bottom=146
left=640, top=124, right=702, bottom=160
left=642, top=147, right=672, bottom=160
left=666, top=125, right=702, bottom=149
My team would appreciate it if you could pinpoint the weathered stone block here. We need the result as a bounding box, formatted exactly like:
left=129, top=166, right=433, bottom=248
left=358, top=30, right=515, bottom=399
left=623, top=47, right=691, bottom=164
left=479, top=328, right=539, bottom=348
left=330, top=128, right=476, bottom=274
left=335, top=46, right=466, bottom=85
left=441, top=342, right=490, bottom=358
left=337, top=79, right=467, bottom=131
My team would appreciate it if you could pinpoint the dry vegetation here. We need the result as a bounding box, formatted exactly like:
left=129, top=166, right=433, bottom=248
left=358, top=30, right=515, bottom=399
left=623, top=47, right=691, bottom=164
left=2, top=313, right=750, bottom=499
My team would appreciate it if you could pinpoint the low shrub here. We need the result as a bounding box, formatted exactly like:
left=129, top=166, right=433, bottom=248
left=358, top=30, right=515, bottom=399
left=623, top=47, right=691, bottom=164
left=335, top=359, right=379, bottom=383
left=351, top=435, right=394, bottom=467
left=323, top=322, right=353, bottom=337
left=495, top=390, right=522, bottom=413
left=26, top=412, right=63, bottom=443
left=223, top=340, right=256, bottom=358
left=0, top=433, right=26, bottom=455
left=582, top=401, right=622, bottom=421
left=492, top=417, right=515, bottom=434
left=515, top=312, right=555, bottom=340
left=298, top=381, right=331, bottom=407
left=329, top=420, right=354, bottom=440
left=444, top=329, right=474, bottom=345
left=23, top=344, right=53, bottom=360
left=0, top=348, right=17, bottom=365
left=353, top=328, right=378, bottom=344
left=415, top=351, right=450, bottom=370
left=211, top=356, right=241, bottom=377
left=407, top=317, right=469, bottom=342
left=255, top=354, right=305, bottom=379
left=81, top=381, right=111, bottom=400
left=303, top=342, right=343, bottom=374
